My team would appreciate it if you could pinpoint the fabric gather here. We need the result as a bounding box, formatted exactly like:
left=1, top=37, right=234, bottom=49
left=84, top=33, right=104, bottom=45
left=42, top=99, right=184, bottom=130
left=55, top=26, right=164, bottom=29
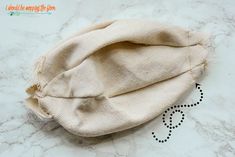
left=25, top=19, right=210, bottom=137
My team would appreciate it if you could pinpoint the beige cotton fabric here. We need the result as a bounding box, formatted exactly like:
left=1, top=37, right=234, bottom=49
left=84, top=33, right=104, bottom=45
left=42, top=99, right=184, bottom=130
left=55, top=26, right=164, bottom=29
left=25, top=19, right=209, bottom=137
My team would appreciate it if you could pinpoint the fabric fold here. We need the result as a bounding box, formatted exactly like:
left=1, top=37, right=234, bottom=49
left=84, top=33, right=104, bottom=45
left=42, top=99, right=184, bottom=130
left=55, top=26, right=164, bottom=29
left=25, top=19, right=210, bottom=137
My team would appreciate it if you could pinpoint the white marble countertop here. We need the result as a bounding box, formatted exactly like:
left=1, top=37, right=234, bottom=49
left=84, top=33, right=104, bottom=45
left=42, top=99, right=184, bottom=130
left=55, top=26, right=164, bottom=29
left=0, top=0, right=235, bottom=156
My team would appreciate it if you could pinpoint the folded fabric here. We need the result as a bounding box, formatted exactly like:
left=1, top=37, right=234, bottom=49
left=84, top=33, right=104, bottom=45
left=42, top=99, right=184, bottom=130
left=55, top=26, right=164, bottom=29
left=25, top=19, right=209, bottom=137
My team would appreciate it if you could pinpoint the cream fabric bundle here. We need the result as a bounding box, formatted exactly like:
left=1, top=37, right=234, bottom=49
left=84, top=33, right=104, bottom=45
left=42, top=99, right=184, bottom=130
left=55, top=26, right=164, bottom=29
left=25, top=19, right=209, bottom=137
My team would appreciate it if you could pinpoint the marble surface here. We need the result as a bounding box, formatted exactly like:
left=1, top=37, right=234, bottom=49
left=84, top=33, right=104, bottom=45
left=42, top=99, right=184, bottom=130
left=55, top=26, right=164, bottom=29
left=0, top=0, right=235, bottom=156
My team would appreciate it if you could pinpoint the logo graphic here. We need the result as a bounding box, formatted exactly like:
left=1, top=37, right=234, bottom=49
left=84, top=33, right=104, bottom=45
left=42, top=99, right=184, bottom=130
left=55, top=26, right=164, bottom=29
left=6, top=4, right=56, bottom=16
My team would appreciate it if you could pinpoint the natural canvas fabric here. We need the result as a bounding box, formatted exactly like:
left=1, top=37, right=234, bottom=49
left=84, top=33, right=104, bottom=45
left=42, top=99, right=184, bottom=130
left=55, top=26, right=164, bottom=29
left=25, top=19, right=209, bottom=137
